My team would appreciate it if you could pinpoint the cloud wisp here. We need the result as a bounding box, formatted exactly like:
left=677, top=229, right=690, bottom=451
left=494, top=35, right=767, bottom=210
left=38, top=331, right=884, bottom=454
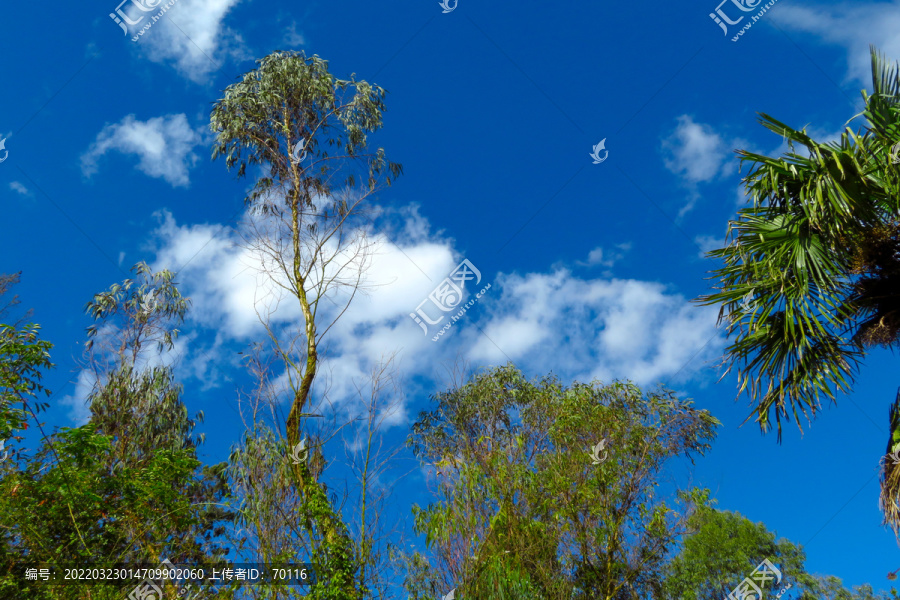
left=81, top=113, right=204, bottom=187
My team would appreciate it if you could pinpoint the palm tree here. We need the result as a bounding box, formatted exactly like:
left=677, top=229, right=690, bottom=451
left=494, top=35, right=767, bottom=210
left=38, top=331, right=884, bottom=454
left=697, top=46, right=900, bottom=532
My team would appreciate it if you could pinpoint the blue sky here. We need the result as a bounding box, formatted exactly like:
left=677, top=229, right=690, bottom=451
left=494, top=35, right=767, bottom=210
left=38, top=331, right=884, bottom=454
left=2, top=0, right=900, bottom=593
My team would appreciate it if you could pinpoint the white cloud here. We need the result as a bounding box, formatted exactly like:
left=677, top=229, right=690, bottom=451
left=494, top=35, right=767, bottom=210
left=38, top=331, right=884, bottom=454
left=775, top=1, right=900, bottom=86
left=8, top=181, right=29, bottom=196
left=662, top=116, right=746, bottom=218
left=282, top=21, right=306, bottom=47
left=695, top=234, right=725, bottom=259
left=663, top=115, right=732, bottom=185
left=81, top=113, right=203, bottom=187
left=148, top=209, right=289, bottom=338
left=577, top=243, right=632, bottom=269
left=465, top=272, right=720, bottom=387
left=133, top=205, right=723, bottom=430
left=133, top=0, right=249, bottom=83
left=59, top=370, right=97, bottom=426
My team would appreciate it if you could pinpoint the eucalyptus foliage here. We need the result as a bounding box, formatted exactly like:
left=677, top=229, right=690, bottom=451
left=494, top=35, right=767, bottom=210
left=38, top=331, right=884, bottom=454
left=227, top=425, right=362, bottom=600
left=0, top=425, right=218, bottom=599
left=0, top=269, right=232, bottom=599
left=407, top=364, right=719, bottom=600
left=663, top=506, right=897, bottom=600
left=0, top=322, right=52, bottom=443
left=84, top=261, right=190, bottom=366
left=210, top=50, right=401, bottom=211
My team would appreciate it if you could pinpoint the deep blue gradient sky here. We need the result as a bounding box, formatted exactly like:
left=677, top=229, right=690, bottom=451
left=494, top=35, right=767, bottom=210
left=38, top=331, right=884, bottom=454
left=3, top=0, right=900, bottom=593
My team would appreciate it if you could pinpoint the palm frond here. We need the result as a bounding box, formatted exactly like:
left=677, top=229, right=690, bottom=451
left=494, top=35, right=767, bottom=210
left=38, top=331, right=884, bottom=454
left=698, top=52, right=900, bottom=438
left=870, top=45, right=900, bottom=105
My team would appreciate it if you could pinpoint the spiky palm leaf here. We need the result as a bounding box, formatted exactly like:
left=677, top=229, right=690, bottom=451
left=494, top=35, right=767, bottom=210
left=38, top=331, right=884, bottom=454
left=699, top=115, right=879, bottom=437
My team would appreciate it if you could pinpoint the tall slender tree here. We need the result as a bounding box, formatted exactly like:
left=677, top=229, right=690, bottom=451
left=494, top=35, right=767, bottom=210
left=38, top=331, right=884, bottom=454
left=210, top=50, right=401, bottom=599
